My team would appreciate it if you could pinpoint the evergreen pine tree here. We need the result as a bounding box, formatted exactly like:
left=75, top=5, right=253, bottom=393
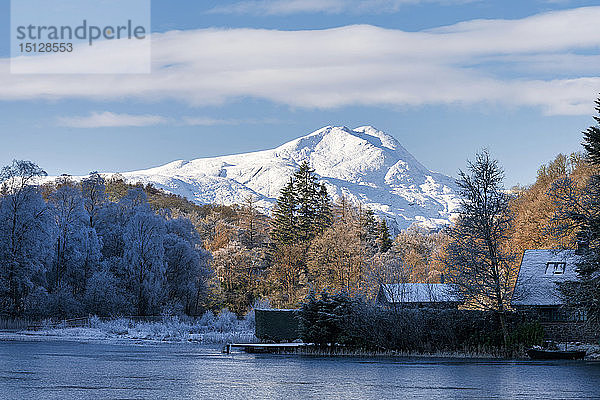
left=582, top=97, right=600, bottom=165
left=271, top=162, right=333, bottom=247
left=271, top=178, right=297, bottom=247
left=269, top=163, right=333, bottom=306
left=376, top=219, right=393, bottom=253
left=293, top=162, right=321, bottom=241
left=360, top=208, right=379, bottom=254
left=316, top=183, right=333, bottom=233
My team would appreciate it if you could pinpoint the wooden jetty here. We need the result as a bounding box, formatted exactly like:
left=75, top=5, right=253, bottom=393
left=223, top=343, right=307, bottom=354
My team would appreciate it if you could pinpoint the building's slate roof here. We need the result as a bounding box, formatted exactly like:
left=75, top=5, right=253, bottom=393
left=378, top=283, right=458, bottom=304
left=512, top=249, right=579, bottom=307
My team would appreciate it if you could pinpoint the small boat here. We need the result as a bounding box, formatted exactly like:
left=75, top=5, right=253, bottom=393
left=527, top=348, right=586, bottom=360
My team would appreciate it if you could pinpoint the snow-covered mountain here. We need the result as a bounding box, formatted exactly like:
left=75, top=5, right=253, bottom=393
left=119, top=125, right=460, bottom=231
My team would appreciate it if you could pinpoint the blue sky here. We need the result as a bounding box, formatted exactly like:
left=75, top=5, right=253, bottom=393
left=1, top=0, right=599, bottom=187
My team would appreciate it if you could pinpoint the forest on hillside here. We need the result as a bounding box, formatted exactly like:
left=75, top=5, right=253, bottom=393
left=1, top=97, right=599, bottom=325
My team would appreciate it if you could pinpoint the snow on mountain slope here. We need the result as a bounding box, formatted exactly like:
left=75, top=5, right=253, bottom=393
left=120, top=125, right=461, bottom=231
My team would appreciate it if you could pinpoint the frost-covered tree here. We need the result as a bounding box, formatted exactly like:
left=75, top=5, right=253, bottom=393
left=298, top=290, right=354, bottom=346
left=123, top=192, right=166, bottom=315
left=0, top=160, right=54, bottom=316
left=164, top=217, right=210, bottom=315
left=212, top=240, right=265, bottom=314
left=0, top=160, right=46, bottom=196
left=80, top=172, right=106, bottom=228
left=48, top=184, right=100, bottom=297
left=84, top=266, right=128, bottom=316
left=96, top=202, right=126, bottom=260
left=95, top=188, right=145, bottom=263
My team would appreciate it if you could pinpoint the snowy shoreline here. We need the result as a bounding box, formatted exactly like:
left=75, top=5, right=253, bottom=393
left=3, top=329, right=598, bottom=361
left=1, top=313, right=258, bottom=346
left=0, top=330, right=257, bottom=346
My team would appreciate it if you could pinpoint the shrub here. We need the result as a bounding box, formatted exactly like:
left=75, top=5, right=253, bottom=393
left=507, top=321, right=545, bottom=349
left=298, top=290, right=354, bottom=346
left=214, top=309, right=237, bottom=332
left=298, top=290, right=542, bottom=354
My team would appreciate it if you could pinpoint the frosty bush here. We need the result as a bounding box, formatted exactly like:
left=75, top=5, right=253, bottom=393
left=199, top=311, right=216, bottom=328
left=36, top=308, right=259, bottom=344
left=47, top=284, right=83, bottom=319
left=214, top=309, right=237, bottom=332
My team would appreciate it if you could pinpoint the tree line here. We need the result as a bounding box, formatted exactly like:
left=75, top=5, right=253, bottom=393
left=0, top=167, right=210, bottom=318
left=3, top=95, right=599, bottom=327
left=0, top=159, right=400, bottom=319
left=441, top=95, right=600, bottom=346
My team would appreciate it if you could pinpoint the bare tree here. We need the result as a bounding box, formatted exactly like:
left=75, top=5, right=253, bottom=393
left=0, top=160, right=52, bottom=316
left=369, top=253, right=413, bottom=313
left=80, top=172, right=106, bottom=229
left=443, top=150, right=517, bottom=347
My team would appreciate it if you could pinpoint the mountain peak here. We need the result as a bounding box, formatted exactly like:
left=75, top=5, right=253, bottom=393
left=118, top=125, right=460, bottom=231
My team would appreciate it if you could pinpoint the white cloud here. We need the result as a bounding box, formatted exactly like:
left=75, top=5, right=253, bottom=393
left=3, top=7, right=600, bottom=116
left=207, top=0, right=476, bottom=15
left=181, top=117, right=282, bottom=126
left=56, top=113, right=281, bottom=128
left=57, top=112, right=167, bottom=128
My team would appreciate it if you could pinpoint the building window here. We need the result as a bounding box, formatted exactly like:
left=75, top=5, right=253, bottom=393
left=545, top=262, right=566, bottom=275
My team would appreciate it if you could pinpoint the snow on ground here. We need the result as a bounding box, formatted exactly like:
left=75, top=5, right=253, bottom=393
left=563, top=342, right=600, bottom=360
left=14, top=311, right=258, bottom=345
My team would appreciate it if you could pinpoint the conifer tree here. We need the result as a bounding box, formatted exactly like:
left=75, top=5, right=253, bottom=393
left=360, top=208, right=379, bottom=254
left=293, top=162, right=321, bottom=241
left=271, top=162, right=333, bottom=247
left=268, top=163, right=333, bottom=306
left=582, top=97, right=600, bottom=165
left=271, top=178, right=297, bottom=247
left=316, top=183, right=333, bottom=233
left=376, top=219, right=393, bottom=253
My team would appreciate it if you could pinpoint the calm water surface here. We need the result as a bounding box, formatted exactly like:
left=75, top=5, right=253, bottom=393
left=1, top=338, right=599, bottom=399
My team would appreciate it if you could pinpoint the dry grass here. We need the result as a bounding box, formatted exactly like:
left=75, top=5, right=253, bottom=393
left=293, top=345, right=505, bottom=358
left=0, top=318, right=36, bottom=331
